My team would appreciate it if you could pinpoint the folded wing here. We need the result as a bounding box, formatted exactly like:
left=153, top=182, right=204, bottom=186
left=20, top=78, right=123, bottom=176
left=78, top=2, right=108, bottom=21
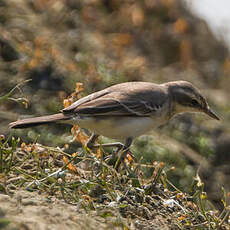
left=62, top=83, right=167, bottom=117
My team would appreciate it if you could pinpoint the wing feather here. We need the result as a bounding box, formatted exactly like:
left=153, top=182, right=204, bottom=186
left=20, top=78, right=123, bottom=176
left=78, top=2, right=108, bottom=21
left=62, top=82, right=168, bottom=117
left=66, top=97, right=164, bottom=117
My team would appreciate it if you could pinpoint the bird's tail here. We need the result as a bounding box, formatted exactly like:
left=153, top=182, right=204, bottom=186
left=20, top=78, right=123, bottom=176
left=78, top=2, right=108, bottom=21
left=9, top=113, right=70, bottom=129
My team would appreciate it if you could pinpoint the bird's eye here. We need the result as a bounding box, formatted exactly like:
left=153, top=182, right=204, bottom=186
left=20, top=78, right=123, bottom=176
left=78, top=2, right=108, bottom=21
left=191, top=99, right=199, bottom=106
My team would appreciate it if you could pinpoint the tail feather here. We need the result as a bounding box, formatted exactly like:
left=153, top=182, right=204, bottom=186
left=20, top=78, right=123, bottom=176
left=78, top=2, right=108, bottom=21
left=9, top=113, right=70, bottom=129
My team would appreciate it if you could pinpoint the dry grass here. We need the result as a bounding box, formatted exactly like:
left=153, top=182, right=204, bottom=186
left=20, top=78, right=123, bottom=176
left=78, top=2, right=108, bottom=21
left=0, top=134, right=229, bottom=229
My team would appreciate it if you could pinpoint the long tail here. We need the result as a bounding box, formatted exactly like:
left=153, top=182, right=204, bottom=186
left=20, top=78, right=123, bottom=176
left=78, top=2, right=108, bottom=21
left=9, top=113, right=70, bottom=129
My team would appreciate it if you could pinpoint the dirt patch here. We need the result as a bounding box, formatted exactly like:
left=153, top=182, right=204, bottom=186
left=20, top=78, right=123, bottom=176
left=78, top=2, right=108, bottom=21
left=0, top=190, right=121, bottom=230
left=0, top=190, right=174, bottom=230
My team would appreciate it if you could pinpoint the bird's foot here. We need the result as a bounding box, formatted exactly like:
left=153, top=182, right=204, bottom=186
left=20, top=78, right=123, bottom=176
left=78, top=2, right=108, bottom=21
left=85, top=133, right=99, bottom=148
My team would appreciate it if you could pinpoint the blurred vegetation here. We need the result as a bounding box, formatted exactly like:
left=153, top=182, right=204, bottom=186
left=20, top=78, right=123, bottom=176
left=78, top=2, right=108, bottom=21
left=0, top=0, right=230, bottom=213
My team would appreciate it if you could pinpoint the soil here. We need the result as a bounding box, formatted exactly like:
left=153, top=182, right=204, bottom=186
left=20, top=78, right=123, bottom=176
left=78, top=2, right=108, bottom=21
left=0, top=189, right=184, bottom=230
left=0, top=190, right=124, bottom=230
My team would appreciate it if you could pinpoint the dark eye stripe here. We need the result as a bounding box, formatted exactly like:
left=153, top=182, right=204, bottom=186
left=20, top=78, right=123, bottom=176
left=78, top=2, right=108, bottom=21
left=191, top=99, right=199, bottom=106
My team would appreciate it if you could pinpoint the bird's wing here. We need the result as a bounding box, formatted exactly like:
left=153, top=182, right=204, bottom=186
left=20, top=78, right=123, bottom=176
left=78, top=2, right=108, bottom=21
left=71, top=98, right=162, bottom=116
left=62, top=88, right=109, bottom=113
left=63, top=85, right=167, bottom=117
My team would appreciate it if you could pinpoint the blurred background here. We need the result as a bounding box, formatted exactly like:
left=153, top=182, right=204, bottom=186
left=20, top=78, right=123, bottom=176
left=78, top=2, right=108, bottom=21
left=0, top=0, right=230, bottom=209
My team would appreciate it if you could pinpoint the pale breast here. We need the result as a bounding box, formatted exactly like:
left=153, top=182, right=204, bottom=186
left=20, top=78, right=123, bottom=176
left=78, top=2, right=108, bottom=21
left=76, top=115, right=167, bottom=141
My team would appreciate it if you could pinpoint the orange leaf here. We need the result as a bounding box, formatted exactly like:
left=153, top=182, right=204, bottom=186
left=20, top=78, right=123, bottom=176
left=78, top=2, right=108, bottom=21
left=174, top=18, right=188, bottom=34
left=126, top=153, right=133, bottom=162
left=63, top=156, right=78, bottom=173
left=63, top=98, right=73, bottom=108
left=96, top=148, right=102, bottom=159
left=82, top=195, right=92, bottom=202
left=76, top=132, right=89, bottom=146
left=178, top=215, right=186, bottom=221
left=71, top=125, right=89, bottom=146
left=72, top=152, right=78, bottom=157
left=75, top=82, right=84, bottom=94
left=28, top=59, right=39, bottom=69
left=21, top=142, right=26, bottom=149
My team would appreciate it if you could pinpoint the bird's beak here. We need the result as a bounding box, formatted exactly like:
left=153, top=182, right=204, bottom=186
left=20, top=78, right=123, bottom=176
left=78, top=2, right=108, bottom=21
left=204, top=107, right=220, bottom=120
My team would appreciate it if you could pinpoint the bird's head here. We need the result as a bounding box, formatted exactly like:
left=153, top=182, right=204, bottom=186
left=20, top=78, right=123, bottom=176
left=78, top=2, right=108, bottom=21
left=166, top=81, right=220, bottom=120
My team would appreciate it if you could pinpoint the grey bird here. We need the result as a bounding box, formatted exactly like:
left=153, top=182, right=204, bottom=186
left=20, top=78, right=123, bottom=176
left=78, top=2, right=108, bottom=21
left=9, top=81, right=219, bottom=157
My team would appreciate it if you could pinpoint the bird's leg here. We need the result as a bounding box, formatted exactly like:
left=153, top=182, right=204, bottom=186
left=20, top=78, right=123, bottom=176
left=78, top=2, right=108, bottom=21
left=86, top=135, right=135, bottom=169
left=114, top=137, right=133, bottom=170
left=86, top=134, right=126, bottom=151
left=90, top=142, right=124, bottom=165
left=93, top=142, right=136, bottom=162
left=86, top=133, right=99, bottom=148
left=92, top=142, right=124, bottom=149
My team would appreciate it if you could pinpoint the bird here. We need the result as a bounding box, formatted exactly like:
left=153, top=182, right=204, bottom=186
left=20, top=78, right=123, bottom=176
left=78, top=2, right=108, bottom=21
left=9, top=81, right=219, bottom=163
